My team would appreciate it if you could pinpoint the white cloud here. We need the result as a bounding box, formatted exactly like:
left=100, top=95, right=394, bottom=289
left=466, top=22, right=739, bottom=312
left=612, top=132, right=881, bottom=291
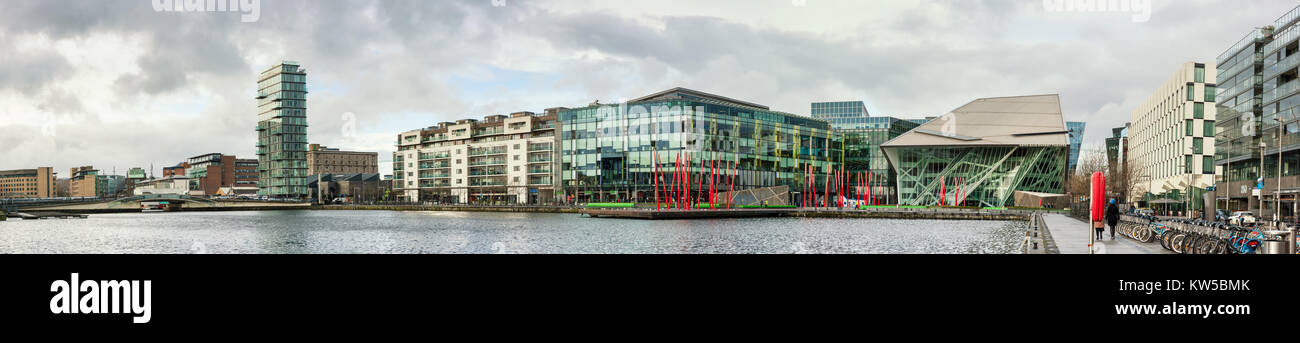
left=1, top=0, right=1298, bottom=177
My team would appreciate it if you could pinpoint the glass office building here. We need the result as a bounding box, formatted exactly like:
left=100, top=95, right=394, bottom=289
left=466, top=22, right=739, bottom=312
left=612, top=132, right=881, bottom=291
left=832, top=117, right=920, bottom=204
left=1215, top=4, right=1300, bottom=218
left=811, top=101, right=870, bottom=128
left=1066, top=121, right=1086, bottom=174
left=882, top=95, right=1069, bottom=208
left=255, top=61, right=310, bottom=198
left=559, top=88, right=842, bottom=204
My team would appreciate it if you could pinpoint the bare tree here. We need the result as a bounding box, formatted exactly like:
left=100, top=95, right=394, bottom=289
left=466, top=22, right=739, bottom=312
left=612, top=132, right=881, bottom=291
left=1069, top=144, right=1109, bottom=197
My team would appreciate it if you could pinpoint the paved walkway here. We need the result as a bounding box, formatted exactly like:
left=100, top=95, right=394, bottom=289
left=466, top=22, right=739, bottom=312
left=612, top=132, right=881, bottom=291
left=1042, top=214, right=1172, bottom=254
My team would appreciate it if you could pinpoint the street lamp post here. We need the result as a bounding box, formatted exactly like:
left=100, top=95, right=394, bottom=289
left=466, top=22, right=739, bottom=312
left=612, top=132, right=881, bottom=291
left=1261, top=142, right=1267, bottom=220
left=1275, top=117, right=1283, bottom=223
left=1220, top=132, right=1231, bottom=213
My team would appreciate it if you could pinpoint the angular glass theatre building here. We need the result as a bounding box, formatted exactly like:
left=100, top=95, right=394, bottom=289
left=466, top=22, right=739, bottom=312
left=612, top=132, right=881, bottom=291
left=559, top=88, right=842, bottom=204
left=882, top=95, right=1070, bottom=207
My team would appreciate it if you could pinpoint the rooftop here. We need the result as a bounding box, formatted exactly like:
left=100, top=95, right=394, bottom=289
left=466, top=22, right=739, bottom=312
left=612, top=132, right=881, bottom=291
left=629, top=87, right=770, bottom=110
left=882, top=94, right=1068, bottom=148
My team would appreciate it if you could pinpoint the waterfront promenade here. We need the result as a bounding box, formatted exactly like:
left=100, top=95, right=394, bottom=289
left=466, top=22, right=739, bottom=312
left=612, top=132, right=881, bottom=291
left=1042, top=214, right=1171, bottom=254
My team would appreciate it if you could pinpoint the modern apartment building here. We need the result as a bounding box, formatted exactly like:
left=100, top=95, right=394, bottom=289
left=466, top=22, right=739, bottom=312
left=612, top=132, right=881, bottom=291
left=1066, top=121, right=1087, bottom=174
left=882, top=95, right=1070, bottom=208
left=256, top=61, right=309, bottom=198
left=394, top=111, right=560, bottom=204
left=68, top=166, right=99, bottom=198
left=307, top=144, right=379, bottom=175
left=559, top=88, right=842, bottom=204
left=1128, top=62, right=1217, bottom=213
left=0, top=167, right=55, bottom=198
left=812, top=101, right=921, bottom=204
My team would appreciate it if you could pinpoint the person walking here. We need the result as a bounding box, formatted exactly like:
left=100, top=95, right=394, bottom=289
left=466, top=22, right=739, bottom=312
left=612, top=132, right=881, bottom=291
left=1105, top=199, right=1120, bottom=240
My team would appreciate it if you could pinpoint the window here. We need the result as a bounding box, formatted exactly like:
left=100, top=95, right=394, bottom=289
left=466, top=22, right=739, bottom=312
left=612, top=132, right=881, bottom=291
left=1194, top=103, right=1204, bottom=119
left=1205, top=120, right=1215, bottom=138
left=1206, top=85, right=1217, bottom=102
left=1187, top=84, right=1195, bottom=101
left=1195, top=66, right=1205, bottom=83
left=1186, top=155, right=1194, bottom=174
left=1186, top=120, right=1193, bottom=136
left=1204, top=156, right=1214, bottom=175
left=1193, top=138, right=1203, bottom=154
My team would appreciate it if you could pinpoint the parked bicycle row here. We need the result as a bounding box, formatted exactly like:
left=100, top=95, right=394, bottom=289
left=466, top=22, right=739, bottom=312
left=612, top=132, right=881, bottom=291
left=1116, top=214, right=1297, bottom=254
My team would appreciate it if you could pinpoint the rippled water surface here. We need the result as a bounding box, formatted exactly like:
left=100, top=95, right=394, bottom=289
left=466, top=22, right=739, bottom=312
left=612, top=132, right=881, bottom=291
left=0, top=210, right=1027, bottom=254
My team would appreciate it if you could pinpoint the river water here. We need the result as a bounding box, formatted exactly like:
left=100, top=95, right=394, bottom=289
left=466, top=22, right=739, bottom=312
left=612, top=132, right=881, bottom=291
left=0, top=210, right=1027, bottom=254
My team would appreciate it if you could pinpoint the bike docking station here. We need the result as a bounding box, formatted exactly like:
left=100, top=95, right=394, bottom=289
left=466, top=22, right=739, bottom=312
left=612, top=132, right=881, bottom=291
left=1116, top=214, right=1299, bottom=254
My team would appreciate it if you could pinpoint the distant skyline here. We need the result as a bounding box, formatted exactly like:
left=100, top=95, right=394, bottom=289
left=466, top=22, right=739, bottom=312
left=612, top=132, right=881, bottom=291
left=1, top=0, right=1296, bottom=177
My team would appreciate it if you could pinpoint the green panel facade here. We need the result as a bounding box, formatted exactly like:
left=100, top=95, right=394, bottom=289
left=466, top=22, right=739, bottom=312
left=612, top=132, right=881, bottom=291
left=887, top=146, right=1068, bottom=207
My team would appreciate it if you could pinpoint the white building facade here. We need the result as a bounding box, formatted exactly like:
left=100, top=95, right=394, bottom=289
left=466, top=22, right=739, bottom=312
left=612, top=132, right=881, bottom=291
left=394, top=112, right=559, bottom=204
left=1129, top=62, right=1218, bottom=210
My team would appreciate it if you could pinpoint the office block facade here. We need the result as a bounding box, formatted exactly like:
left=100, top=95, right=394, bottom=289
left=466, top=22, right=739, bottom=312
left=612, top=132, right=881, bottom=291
left=1129, top=62, right=1217, bottom=212
left=307, top=144, right=379, bottom=175
left=0, top=167, right=55, bottom=198
left=559, top=88, right=842, bottom=204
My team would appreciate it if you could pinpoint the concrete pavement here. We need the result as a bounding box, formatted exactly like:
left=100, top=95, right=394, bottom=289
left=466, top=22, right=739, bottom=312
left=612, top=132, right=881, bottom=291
left=1041, top=214, right=1172, bottom=254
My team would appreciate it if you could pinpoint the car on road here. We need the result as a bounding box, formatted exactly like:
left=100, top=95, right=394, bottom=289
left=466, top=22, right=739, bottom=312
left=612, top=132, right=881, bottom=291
left=1229, top=211, right=1257, bottom=226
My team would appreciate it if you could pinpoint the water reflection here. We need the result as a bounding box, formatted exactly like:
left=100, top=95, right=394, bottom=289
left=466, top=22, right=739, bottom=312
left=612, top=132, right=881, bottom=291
left=0, top=211, right=1026, bottom=254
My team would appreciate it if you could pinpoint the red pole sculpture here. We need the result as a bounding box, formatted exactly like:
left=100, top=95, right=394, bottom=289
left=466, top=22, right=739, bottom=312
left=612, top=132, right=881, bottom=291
left=868, top=172, right=874, bottom=206
left=729, top=161, right=735, bottom=209
left=800, top=164, right=804, bottom=208
left=653, top=151, right=660, bottom=210
left=939, top=176, right=946, bottom=207
left=824, top=166, right=830, bottom=208
left=711, top=156, right=717, bottom=209
left=674, top=151, right=682, bottom=210
left=685, top=153, right=692, bottom=211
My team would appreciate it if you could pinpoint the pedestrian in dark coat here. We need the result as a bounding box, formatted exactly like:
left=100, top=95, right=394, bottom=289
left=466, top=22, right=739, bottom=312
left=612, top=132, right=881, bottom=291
left=1105, top=199, right=1120, bottom=240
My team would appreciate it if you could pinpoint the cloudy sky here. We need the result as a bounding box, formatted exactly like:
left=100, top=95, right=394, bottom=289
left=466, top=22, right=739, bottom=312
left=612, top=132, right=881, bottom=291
left=1, top=0, right=1297, bottom=177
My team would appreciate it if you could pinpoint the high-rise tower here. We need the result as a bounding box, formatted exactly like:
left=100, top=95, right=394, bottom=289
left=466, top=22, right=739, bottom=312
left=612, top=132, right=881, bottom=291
left=256, top=61, right=309, bottom=198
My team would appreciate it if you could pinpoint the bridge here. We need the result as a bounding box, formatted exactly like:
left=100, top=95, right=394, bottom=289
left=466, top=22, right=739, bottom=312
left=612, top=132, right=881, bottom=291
left=16, top=194, right=311, bottom=212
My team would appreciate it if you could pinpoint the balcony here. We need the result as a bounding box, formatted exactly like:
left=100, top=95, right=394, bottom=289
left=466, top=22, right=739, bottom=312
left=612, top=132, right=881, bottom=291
left=1264, top=79, right=1299, bottom=105
left=528, top=156, right=554, bottom=163
left=468, top=159, right=506, bottom=167
left=468, top=170, right=507, bottom=177
left=528, top=144, right=553, bottom=152
left=469, top=147, right=507, bottom=156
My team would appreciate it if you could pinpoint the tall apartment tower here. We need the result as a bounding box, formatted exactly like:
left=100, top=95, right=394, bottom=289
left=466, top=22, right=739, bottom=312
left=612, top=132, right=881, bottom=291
left=256, top=61, right=310, bottom=198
